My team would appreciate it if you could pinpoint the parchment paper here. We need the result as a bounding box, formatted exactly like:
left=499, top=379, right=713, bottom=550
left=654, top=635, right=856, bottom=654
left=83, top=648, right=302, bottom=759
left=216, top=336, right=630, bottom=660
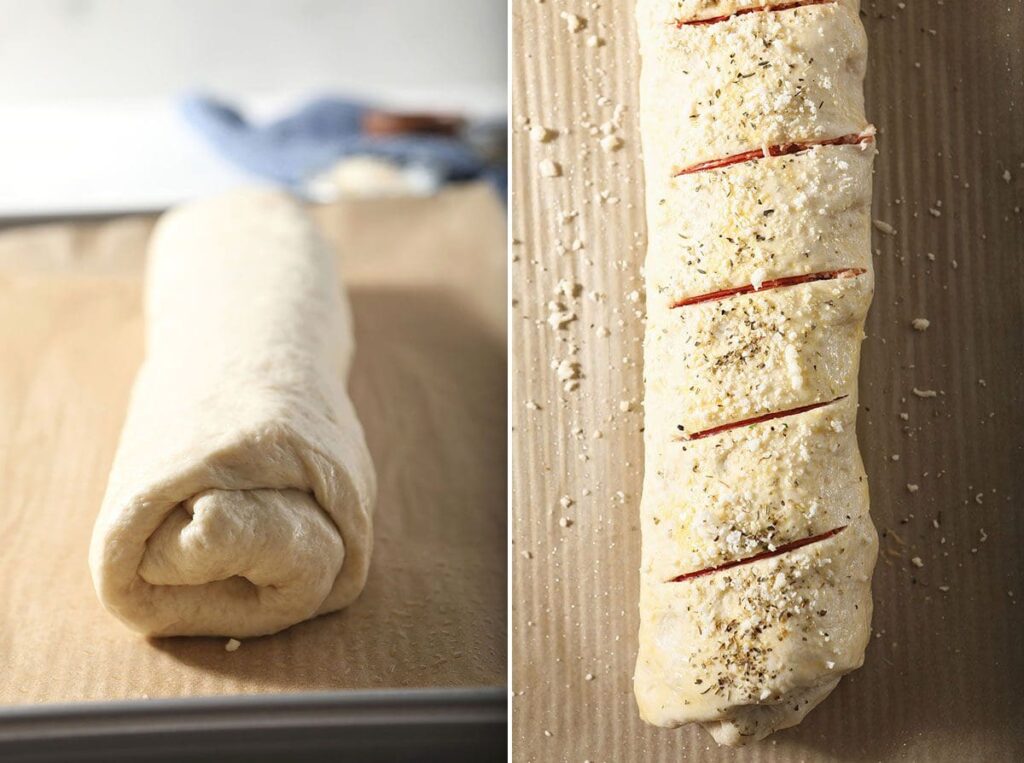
left=0, top=183, right=506, bottom=704
left=511, top=0, right=1024, bottom=760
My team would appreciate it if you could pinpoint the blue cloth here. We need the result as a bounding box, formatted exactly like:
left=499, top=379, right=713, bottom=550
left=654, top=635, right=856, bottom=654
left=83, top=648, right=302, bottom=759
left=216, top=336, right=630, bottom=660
left=181, top=95, right=505, bottom=197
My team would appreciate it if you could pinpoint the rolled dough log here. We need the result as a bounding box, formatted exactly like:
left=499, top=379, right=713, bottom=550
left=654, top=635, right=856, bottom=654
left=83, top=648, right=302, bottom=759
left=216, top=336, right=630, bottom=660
left=89, top=189, right=376, bottom=638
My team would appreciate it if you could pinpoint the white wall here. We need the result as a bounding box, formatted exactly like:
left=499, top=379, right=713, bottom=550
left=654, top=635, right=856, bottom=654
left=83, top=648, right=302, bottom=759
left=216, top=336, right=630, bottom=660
left=0, top=0, right=507, bottom=110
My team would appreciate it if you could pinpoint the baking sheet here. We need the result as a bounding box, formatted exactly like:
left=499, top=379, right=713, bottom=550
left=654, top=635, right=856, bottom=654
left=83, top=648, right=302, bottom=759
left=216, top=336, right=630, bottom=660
left=511, top=1, right=1024, bottom=760
left=0, top=689, right=507, bottom=762
left=0, top=183, right=507, bottom=704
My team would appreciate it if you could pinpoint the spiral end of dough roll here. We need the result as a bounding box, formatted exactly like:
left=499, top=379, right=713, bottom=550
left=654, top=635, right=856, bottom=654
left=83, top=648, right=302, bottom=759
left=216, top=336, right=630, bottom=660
left=139, top=489, right=345, bottom=619
left=90, top=188, right=376, bottom=638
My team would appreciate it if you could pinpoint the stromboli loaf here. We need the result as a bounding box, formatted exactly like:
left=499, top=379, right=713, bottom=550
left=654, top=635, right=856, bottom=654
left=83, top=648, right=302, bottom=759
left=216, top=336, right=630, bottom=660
left=89, top=189, right=376, bottom=638
left=635, top=0, right=878, bottom=745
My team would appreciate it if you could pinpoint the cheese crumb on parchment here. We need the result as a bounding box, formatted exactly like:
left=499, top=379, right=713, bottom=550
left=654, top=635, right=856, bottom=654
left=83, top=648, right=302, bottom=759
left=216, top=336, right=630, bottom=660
left=530, top=125, right=555, bottom=143
left=538, top=159, right=562, bottom=178
left=873, top=219, right=897, bottom=235
left=546, top=301, right=576, bottom=330
left=555, top=359, right=581, bottom=382
left=559, top=11, right=585, bottom=32
left=555, top=279, right=581, bottom=299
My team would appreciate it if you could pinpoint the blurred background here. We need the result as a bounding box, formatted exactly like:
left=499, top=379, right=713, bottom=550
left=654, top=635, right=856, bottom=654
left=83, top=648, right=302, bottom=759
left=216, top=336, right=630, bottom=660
left=0, top=0, right=507, bottom=219
left=0, top=4, right=508, bottom=749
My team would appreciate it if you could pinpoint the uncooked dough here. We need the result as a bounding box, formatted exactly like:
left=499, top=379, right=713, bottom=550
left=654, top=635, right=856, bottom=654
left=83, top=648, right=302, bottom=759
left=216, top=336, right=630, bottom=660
left=89, top=189, right=376, bottom=638
left=635, top=0, right=878, bottom=745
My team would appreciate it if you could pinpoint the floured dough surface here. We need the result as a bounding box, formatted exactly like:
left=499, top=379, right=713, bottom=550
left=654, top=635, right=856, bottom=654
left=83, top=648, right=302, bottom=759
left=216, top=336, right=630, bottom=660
left=645, top=274, right=871, bottom=434
left=641, top=396, right=867, bottom=577
left=636, top=1, right=869, bottom=172
left=645, top=143, right=874, bottom=303
left=634, top=517, right=876, bottom=733
left=89, top=189, right=376, bottom=638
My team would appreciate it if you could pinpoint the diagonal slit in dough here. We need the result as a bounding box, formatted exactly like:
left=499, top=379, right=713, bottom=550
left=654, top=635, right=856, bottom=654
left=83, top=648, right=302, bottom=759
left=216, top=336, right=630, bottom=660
left=671, top=269, right=866, bottom=309
left=676, top=0, right=834, bottom=27
left=667, top=525, right=847, bottom=582
left=674, top=133, right=874, bottom=176
left=678, top=395, right=848, bottom=441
